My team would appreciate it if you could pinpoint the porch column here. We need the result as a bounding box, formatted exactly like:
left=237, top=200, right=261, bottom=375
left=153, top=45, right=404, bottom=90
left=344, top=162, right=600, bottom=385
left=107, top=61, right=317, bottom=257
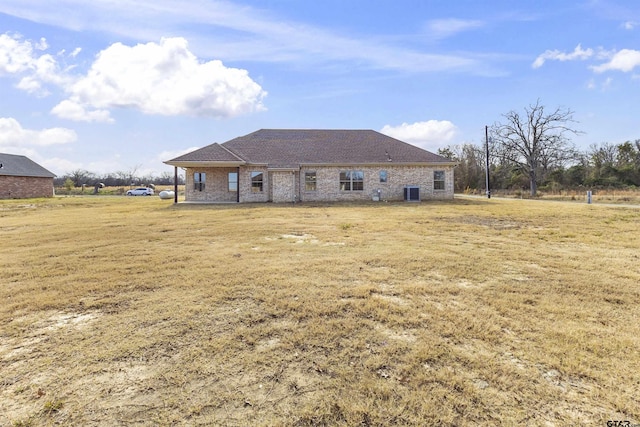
left=174, top=166, right=178, bottom=204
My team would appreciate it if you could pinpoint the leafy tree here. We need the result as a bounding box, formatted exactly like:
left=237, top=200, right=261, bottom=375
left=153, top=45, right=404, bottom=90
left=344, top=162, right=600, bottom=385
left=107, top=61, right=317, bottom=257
left=565, top=160, right=588, bottom=188
left=615, top=141, right=640, bottom=185
left=437, top=147, right=456, bottom=160
left=63, top=178, right=74, bottom=192
left=491, top=100, right=580, bottom=196
left=587, top=141, right=640, bottom=187
left=439, top=144, right=487, bottom=192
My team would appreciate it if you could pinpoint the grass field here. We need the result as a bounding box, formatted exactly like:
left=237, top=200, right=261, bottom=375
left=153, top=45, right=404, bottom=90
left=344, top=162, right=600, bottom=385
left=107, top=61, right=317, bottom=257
left=462, top=188, right=640, bottom=205
left=1, top=196, right=639, bottom=426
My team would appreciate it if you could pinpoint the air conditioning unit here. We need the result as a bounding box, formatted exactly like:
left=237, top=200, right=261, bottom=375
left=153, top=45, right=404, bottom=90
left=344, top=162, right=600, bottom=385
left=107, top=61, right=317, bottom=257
left=404, top=186, right=420, bottom=201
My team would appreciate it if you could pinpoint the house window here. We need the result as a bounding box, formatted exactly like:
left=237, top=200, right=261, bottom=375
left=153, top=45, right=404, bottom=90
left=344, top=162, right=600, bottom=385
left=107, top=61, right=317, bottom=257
left=340, top=170, right=364, bottom=191
left=251, top=171, right=263, bottom=192
left=228, top=172, right=238, bottom=192
left=434, top=170, right=445, bottom=190
left=305, top=172, right=316, bottom=191
left=379, top=170, right=388, bottom=183
left=194, top=172, right=205, bottom=191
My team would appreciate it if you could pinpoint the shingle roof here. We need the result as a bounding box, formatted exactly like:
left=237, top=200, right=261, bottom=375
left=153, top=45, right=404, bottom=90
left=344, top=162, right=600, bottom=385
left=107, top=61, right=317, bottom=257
left=168, top=143, right=244, bottom=163
left=0, top=153, right=56, bottom=178
left=166, top=129, right=453, bottom=168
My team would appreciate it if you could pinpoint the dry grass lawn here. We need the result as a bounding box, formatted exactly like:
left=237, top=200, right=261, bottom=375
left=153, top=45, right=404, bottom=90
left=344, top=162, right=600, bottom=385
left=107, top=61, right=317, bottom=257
left=1, top=196, right=639, bottom=426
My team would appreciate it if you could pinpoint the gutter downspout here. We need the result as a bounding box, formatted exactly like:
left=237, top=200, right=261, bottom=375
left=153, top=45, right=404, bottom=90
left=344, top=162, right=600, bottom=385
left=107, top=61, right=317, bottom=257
left=237, top=167, right=240, bottom=203
left=298, top=166, right=302, bottom=202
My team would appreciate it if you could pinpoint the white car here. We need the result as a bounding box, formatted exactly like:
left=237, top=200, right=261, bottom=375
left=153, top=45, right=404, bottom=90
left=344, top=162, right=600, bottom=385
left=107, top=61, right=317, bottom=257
left=126, top=187, right=154, bottom=196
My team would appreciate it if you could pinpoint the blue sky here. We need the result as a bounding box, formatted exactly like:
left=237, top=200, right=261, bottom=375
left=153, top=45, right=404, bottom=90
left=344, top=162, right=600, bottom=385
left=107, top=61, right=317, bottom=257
left=1, top=0, right=640, bottom=177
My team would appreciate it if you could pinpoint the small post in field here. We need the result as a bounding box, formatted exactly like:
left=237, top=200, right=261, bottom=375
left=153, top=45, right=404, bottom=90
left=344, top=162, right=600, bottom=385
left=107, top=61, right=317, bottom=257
left=485, top=125, right=491, bottom=199
left=587, top=190, right=592, bottom=204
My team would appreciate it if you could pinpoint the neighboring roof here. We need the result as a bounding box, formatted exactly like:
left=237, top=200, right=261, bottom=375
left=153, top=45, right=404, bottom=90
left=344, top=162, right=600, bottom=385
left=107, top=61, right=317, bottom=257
left=0, top=153, right=56, bottom=178
left=166, top=129, right=455, bottom=168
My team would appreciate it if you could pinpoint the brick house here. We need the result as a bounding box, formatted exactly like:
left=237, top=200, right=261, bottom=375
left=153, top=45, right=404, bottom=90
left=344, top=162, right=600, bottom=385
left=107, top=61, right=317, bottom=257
left=0, top=153, right=56, bottom=199
left=164, top=129, right=456, bottom=203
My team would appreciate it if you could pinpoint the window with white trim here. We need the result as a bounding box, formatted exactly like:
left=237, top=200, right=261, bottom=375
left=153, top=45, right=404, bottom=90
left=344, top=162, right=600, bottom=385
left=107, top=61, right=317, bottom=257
left=194, top=172, right=206, bottom=191
left=340, top=170, right=364, bottom=191
left=228, top=172, right=238, bottom=192
left=305, top=172, right=316, bottom=191
left=251, top=172, right=263, bottom=192
left=434, top=170, right=445, bottom=190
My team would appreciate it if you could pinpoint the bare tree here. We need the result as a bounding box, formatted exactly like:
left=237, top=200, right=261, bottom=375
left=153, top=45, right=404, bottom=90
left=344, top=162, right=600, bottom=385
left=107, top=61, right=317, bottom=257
left=116, top=164, right=141, bottom=187
left=69, top=169, right=95, bottom=187
left=492, top=100, right=581, bottom=196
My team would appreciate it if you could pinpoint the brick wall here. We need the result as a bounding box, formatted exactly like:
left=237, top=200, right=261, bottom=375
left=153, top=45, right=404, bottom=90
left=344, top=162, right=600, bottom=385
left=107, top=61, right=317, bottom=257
left=298, top=165, right=454, bottom=202
left=184, top=167, right=238, bottom=202
left=239, top=167, right=270, bottom=202
left=0, top=176, right=54, bottom=199
left=270, top=171, right=297, bottom=203
left=183, top=165, right=454, bottom=203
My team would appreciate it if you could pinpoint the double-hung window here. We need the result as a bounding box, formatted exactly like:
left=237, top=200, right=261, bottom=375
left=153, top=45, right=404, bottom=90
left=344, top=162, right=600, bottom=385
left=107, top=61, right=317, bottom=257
left=305, top=172, right=317, bottom=191
left=194, top=172, right=206, bottom=191
left=434, top=170, right=445, bottom=190
left=340, top=170, right=364, bottom=191
left=379, top=170, right=388, bottom=183
left=228, top=172, right=238, bottom=192
left=251, top=172, right=264, bottom=192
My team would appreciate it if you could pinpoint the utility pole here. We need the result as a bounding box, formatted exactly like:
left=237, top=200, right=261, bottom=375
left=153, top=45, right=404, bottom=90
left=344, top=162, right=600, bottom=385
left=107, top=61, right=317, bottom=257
left=485, top=125, right=491, bottom=199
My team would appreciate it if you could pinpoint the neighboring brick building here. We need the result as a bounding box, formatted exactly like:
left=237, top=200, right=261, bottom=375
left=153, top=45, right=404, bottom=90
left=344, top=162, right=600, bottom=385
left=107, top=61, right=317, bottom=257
left=165, top=129, right=456, bottom=203
left=0, top=153, right=56, bottom=199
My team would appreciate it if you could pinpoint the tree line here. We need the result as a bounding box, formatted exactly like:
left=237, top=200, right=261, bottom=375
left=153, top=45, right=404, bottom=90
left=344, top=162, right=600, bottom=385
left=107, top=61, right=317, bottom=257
left=53, top=167, right=185, bottom=188
left=438, top=100, right=640, bottom=195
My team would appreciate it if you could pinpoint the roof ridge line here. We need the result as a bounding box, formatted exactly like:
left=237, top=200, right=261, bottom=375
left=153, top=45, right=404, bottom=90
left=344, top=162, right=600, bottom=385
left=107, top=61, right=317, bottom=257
left=217, top=143, right=245, bottom=162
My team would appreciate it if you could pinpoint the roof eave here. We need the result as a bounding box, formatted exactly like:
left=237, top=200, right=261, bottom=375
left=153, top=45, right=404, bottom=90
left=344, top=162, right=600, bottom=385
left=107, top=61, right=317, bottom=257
left=267, top=167, right=299, bottom=171
left=0, top=172, right=56, bottom=178
left=300, top=161, right=458, bottom=167
left=164, top=160, right=246, bottom=168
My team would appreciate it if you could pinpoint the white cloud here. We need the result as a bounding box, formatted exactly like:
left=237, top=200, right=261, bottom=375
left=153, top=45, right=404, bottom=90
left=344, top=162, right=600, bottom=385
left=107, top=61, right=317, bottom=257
left=51, top=100, right=113, bottom=123
left=59, top=37, right=267, bottom=120
left=1, top=33, right=267, bottom=120
left=622, top=21, right=637, bottom=30
left=34, top=37, right=47, bottom=50
left=40, top=156, right=132, bottom=176
left=587, top=76, right=614, bottom=91
left=591, top=49, right=640, bottom=73
left=158, top=147, right=201, bottom=163
left=532, top=44, right=593, bottom=68
left=0, top=117, right=77, bottom=147
left=0, top=33, right=39, bottom=75
left=39, top=156, right=82, bottom=175
left=380, top=120, right=458, bottom=151
left=0, top=33, right=71, bottom=95
left=425, top=18, right=484, bottom=40
left=17, top=53, right=65, bottom=95
left=0, top=1, right=485, bottom=75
